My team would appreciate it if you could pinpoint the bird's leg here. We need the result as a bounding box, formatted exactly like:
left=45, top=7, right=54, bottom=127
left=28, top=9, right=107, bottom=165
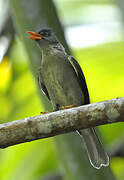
left=40, top=105, right=76, bottom=114
left=60, top=104, right=76, bottom=110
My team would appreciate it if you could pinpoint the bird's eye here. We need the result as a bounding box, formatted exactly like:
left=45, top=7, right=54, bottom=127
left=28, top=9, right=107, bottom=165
left=44, top=31, right=51, bottom=37
left=45, top=32, right=49, bottom=37
left=38, top=29, right=52, bottom=37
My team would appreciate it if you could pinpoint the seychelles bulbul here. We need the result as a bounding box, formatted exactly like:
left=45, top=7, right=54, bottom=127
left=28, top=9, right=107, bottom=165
left=27, top=29, right=109, bottom=169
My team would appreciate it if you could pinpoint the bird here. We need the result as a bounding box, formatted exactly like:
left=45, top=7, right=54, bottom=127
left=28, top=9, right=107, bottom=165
left=27, top=28, right=109, bottom=169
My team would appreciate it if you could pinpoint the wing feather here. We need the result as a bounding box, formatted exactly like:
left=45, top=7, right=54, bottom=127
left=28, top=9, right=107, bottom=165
left=68, top=56, right=90, bottom=104
left=37, top=68, right=50, bottom=101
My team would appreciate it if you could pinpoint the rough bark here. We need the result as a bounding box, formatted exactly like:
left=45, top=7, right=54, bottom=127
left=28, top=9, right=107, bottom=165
left=0, top=97, right=123, bottom=148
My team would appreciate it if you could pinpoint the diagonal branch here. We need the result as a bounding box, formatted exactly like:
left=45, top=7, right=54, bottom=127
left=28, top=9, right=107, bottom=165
left=0, top=97, right=124, bottom=148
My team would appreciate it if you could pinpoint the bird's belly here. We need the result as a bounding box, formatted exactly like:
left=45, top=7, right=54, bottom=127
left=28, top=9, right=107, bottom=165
left=42, top=59, right=84, bottom=109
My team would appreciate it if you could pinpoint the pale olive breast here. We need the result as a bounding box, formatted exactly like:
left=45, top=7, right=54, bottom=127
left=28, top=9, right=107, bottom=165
left=41, top=54, right=85, bottom=108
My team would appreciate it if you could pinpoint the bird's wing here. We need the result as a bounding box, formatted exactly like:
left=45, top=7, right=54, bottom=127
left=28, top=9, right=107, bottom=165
left=68, top=56, right=90, bottom=104
left=37, top=68, right=50, bottom=101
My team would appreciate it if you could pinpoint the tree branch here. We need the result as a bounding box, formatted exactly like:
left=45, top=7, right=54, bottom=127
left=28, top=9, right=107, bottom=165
left=0, top=97, right=124, bottom=148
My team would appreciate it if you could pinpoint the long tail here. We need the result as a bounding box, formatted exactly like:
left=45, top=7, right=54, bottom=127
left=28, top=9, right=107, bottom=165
left=77, top=128, right=109, bottom=169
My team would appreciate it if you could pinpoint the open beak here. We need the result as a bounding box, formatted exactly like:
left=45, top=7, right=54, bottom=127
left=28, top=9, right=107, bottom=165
left=26, top=31, right=43, bottom=40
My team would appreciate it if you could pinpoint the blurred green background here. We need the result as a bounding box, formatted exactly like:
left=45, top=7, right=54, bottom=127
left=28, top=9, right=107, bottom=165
left=0, top=0, right=124, bottom=179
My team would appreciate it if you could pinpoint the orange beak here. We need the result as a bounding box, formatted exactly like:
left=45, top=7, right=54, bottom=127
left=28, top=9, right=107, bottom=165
left=26, top=31, right=43, bottom=40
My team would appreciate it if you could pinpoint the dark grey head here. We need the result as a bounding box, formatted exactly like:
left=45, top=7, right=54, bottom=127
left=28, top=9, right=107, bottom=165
left=27, top=28, right=59, bottom=48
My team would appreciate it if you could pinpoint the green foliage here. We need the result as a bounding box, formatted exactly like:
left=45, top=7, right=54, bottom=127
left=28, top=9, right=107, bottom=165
left=74, top=42, right=124, bottom=103
left=0, top=140, right=58, bottom=180
left=111, top=158, right=124, bottom=180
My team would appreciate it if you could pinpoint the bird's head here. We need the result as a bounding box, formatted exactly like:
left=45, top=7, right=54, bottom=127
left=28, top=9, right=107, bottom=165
left=27, top=28, right=59, bottom=48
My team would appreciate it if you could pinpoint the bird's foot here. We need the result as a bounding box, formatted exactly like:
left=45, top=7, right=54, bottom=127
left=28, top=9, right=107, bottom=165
left=60, top=104, right=76, bottom=110
left=40, top=111, right=49, bottom=114
left=40, top=110, right=55, bottom=114
left=40, top=105, right=76, bottom=114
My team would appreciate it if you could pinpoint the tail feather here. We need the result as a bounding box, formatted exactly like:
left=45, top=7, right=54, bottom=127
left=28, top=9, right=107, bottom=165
left=77, top=128, right=109, bottom=169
